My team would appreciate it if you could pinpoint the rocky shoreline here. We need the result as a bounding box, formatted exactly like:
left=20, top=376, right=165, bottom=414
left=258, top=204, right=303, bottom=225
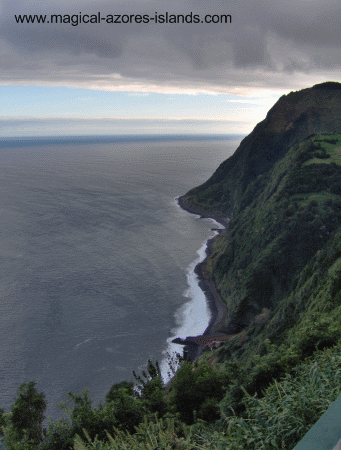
left=175, top=195, right=233, bottom=359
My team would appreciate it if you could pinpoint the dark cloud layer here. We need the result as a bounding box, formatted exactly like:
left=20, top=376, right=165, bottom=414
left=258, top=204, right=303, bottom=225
left=1, top=0, right=341, bottom=93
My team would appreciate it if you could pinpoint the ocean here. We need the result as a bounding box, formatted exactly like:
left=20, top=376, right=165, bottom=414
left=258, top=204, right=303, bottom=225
left=0, top=135, right=241, bottom=419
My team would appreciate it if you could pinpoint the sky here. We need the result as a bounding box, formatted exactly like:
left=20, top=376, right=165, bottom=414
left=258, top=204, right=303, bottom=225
left=1, top=0, right=341, bottom=137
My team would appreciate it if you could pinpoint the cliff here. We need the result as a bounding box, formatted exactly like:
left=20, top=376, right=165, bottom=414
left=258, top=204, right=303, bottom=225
left=181, top=81, right=341, bottom=218
left=181, top=81, right=341, bottom=367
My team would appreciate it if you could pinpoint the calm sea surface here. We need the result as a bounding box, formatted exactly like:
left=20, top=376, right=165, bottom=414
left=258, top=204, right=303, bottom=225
left=0, top=136, right=240, bottom=418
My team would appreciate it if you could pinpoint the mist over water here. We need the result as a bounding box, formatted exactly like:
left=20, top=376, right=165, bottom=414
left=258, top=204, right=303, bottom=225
left=0, top=136, right=240, bottom=418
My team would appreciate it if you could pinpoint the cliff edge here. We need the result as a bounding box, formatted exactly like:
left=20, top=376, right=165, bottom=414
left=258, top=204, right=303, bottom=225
left=180, top=81, right=341, bottom=365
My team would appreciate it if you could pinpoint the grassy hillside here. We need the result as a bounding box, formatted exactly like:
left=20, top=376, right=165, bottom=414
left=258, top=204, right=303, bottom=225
left=181, top=82, right=341, bottom=218
left=205, top=133, right=341, bottom=332
left=188, top=130, right=340, bottom=385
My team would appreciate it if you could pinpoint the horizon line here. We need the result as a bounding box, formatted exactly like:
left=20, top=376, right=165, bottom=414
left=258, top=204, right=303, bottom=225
left=0, top=133, right=245, bottom=147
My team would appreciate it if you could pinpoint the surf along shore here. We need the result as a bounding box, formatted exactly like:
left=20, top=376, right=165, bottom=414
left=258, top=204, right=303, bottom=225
left=175, top=195, right=237, bottom=360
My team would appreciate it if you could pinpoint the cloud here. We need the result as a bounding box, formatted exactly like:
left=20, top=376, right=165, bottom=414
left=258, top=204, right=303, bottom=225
left=1, top=0, right=341, bottom=94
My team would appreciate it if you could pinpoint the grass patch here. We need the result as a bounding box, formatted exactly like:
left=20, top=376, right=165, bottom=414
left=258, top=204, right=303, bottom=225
left=304, top=134, right=341, bottom=166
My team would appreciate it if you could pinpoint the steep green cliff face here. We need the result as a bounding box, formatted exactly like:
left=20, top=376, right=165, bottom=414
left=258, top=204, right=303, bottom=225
left=182, top=81, right=341, bottom=218
left=182, top=82, right=341, bottom=364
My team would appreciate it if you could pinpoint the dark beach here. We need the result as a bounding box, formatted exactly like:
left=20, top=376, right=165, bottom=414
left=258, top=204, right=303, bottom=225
left=176, top=195, right=232, bottom=359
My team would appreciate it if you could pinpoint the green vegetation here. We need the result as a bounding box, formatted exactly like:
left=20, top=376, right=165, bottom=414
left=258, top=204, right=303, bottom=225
left=2, top=382, right=46, bottom=449
left=303, top=134, right=341, bottom=166
left=3, top=341, right=341, bottom=449
left=4, top=82, right=341, bottom=449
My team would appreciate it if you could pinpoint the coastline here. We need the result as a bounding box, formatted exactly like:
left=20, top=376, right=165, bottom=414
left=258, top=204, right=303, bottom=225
left=176, top=195, right=230, bottom=230
left=176, top=195, right=231, bottom=359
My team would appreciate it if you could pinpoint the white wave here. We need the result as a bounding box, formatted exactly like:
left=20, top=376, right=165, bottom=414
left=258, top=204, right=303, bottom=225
left=160, top=207, right=224, bottom=383
left=73, top=338, right=92, bottom=350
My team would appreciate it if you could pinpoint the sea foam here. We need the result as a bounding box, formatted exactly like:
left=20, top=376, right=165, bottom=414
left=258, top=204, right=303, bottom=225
left=161, top=207, right=223, bottom=382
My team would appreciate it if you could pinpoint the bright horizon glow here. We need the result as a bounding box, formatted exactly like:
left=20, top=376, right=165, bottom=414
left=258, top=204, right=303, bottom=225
left=0, top=85, right=283, bottom=137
